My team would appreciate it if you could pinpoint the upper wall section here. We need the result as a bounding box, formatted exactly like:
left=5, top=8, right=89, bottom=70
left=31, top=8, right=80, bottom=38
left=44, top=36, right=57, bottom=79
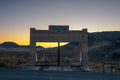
left=30, top=25, right=87, bottom=42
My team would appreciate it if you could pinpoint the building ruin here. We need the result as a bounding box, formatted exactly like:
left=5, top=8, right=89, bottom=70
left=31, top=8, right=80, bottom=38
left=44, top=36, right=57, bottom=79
left=29, top=25, right=88, bottom=67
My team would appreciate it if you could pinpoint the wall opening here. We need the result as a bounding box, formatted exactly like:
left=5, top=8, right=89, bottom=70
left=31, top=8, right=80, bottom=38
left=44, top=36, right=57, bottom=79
left=35, top=42, right=82, bottom=66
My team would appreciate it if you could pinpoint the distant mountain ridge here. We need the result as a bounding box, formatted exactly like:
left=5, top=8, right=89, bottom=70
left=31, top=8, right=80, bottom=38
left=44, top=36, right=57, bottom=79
left=0, top=42, right=43, bottom=48
left=0, top=42, right=19, bottom=48
left=0, top=31, right=120, bottom=62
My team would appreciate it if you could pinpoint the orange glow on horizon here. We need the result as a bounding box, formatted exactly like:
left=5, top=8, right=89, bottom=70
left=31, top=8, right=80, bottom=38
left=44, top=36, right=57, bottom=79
left=0, top=25, right=119, bottom=48
left=36, top=42, right=69, bottom=48
left=0, top=40, right=68, bottom=48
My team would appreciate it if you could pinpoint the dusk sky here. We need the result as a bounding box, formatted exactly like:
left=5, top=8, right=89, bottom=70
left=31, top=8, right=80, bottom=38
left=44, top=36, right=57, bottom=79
left=0, top=0, right=120, bottom=48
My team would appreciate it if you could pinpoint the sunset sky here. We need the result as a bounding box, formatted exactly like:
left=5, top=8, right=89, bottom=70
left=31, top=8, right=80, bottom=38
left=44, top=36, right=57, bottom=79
left=0, top=0, right=120, bottom=48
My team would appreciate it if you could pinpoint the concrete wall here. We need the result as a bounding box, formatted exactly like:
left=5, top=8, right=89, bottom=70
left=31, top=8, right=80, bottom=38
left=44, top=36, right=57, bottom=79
left=29, top=25, right=88, bottom=67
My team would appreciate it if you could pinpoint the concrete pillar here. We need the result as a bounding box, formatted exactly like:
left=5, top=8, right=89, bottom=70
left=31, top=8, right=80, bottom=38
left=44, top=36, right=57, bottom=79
left=81, top=29, right=88, bottom=67
left=29, top=28, right=36, bottom=65
left=29, top=41, right=36, bottom=65
left=76, top=42, right=82, bottom=65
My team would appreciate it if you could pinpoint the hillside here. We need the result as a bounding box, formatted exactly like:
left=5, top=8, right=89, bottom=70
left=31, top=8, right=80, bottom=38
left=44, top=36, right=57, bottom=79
left=0, top=42, right=19, bottom=48
left=88, top=31, right=120, bottom=45
left=59, top=31, right=120, bottom=62
left=88, top=31, right=120, bottom=62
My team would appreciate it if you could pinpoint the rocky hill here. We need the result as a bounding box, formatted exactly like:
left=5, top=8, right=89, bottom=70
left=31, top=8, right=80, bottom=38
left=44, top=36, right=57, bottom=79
left=88, top=31, right=120, bottom=62
left=58, top=31, right=120, bottom=62
left=0, top=42, right=19, bottom=48
left=0, top=42, right=44, bottom=51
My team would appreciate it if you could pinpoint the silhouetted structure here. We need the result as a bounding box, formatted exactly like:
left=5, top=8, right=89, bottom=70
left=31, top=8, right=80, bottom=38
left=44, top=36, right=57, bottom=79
left=29, top=25, right=88, bottom=67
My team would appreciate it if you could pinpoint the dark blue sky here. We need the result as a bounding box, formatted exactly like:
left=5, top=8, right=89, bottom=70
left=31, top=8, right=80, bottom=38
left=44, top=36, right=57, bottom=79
left=0, top=0, right=120, bottom=45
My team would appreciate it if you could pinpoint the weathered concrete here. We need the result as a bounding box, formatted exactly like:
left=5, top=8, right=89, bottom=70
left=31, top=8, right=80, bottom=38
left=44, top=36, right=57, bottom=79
left=30, top=25, right=88, bottom=67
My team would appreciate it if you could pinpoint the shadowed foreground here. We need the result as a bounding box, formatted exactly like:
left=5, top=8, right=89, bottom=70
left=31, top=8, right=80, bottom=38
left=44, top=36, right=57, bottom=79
left=0, top=69, right=120, bottom=80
